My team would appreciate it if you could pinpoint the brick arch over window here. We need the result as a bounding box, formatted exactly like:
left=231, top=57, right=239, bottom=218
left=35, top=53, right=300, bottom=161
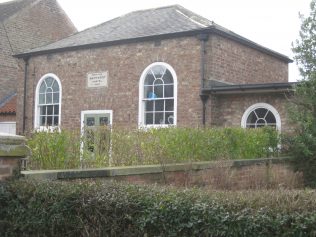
left=241, top=103, right=281, bottom=131
left=34, top=73, right=62, bottom=130
left=138, top=62, right=177, bottom=128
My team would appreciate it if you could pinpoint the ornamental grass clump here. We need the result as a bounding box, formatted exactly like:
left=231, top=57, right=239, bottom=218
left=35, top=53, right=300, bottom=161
left=27, top=126, right=279, bottom=170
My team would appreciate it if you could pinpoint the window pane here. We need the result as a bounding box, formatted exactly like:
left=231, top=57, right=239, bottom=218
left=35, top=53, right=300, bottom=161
left=145, top=113, right=153, bottom=125
left=145, top=101, right=153, bottom=112
left=47, top=116, right=53, bottom=126
left=255, top=108, right=268, bottom=118
left=155, top=100, right=164, bottom=111
left=162, top=69, right=173, bottom=84
left=266, top=111, right=276, bottom=124
left=164, top=85, right=173, bottom=97
left=154, top=85, right=163, bottom=98
left=39, top=83, right=46, bottom=93
left=151, top=65, right=165, bottom=79
left=246, top=111, right=257, bottom=124
left=53, top=92, right=59, bottom=103
left=144, top=73, right=155, bottom=85
left=86, top=117, right=95, bottom=126
left=39, top=94, right=45, bottom=104
left=52, top=80, right=59, bottom=92
left=46, top=92, right=52, bottom=104
left=45, top=77, right=54, bottom=87
left=47, top=105, right=53, bottom=116
left=53, top=116, right=59, bottom=126
left=144, top=86, right=154, bottom=99
left=165, top=99, right=174, bottom=111
left=99, top=117, right=108, bottom=126
left=256, top=118, right=266, bottom=127
left=165, top=112, right=174, bottom=124
left=54, top=105, right=59, bottom=115
left=154, top=112, right=164, bottom=124
left=40, top=116, right=46, bottom=126
left=40, top=106, right=46, bottom=116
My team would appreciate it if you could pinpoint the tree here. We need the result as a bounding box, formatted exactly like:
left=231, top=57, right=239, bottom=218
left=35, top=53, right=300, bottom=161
left=291, top=0, right=316, bottom=186
left=293, top=0, right=316, bottom=80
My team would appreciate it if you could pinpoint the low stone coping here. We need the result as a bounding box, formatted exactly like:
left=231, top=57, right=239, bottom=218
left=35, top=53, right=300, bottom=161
left=21, top=157, right=291, bottom=180
left=0, top=133, right=30, bottom=157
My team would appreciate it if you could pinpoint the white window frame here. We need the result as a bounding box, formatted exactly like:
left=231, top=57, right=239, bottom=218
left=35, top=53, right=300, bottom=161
left=34, top=73, right=62, bottom=131
left=138, top=62, right=177, bottom=128
left=241, top=103, right=281, bottom=131
left=80, top=110, right=113, bottom=134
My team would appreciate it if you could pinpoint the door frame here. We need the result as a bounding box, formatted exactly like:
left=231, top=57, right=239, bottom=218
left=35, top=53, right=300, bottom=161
left=80, top=110, right=113, bottom=164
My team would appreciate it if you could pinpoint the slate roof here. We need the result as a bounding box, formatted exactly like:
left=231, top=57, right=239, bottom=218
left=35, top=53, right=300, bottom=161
left=0, top=93, right=16, bottom=114
left=16, top=4, right=292, bottom=62
left=0, top=0, right=37, bottom=22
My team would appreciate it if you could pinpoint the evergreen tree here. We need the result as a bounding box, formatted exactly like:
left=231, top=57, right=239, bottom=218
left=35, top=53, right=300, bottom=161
left=291, top=0, right=316, bottom=187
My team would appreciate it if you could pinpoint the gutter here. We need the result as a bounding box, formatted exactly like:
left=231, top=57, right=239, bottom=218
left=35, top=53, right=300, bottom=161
left=22, top=57, right=29, bottom=134
left=202, top=82, right=297, bottom=95
left=197, top=33, right=209, bottom=127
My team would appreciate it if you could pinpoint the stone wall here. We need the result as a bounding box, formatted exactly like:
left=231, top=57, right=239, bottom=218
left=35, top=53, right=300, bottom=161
left=0, top=133, right=30, bottom=181
left=22, top=158, right=302, bottom=190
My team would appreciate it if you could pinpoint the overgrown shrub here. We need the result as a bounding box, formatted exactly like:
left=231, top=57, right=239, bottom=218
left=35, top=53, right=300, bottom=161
left=0, top=180, right=315, bottom=236
left=27, top=129, right=81, bottom=169
left=27, top=127, right=279, bottom=169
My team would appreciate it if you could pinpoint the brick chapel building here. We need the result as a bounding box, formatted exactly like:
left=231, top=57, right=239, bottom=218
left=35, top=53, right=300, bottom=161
left=15, top=5, right=294, bottom=135
left=0, top=0, right=77, bottom=134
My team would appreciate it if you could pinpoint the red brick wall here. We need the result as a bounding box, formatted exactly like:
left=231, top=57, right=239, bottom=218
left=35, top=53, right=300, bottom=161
left=17, top=32, right=291, bottom=133
left=0, top=115, right=16, bottom=122
left=116, top=163, right=302, bottom=190
left=205, top=35, right=288, bottom=84
left=4, top=0, right=76, bottom=54
left=0, top=0, right=77, bottom=124
left=17, top=37, right=203, bottom=133
left=208, top=93, right=294, bottom=132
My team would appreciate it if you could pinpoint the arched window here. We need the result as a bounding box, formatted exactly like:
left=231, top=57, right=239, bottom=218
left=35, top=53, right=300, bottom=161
left=138, top=62, right=177, bottom=127
left=35, top=74, right=61, bottom=129
left=241, top=103, right=281, bottom=131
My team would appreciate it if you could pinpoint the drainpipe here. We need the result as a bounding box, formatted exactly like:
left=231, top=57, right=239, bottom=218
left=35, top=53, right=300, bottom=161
left=198, top=33, right=209, bottom=127
left=22, top=57, right=29, bottom=134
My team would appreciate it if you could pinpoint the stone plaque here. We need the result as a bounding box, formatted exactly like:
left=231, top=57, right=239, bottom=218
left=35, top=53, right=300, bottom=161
left=87, top=71, right=108, bottom=88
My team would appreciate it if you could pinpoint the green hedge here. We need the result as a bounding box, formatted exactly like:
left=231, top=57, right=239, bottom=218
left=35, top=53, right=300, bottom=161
left=27, top=127, right=279, bottom=169
left=1, top=180, right=315, bottom=236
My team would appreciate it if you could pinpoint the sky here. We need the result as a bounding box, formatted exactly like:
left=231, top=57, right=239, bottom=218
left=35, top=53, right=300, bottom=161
left=2, top=0, right=312, bottom=81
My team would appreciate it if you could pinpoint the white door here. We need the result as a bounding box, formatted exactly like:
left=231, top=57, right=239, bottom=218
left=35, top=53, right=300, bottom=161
left=80, top=110, right=113, bottom=164
left=0, top=122, right=16, bottom=135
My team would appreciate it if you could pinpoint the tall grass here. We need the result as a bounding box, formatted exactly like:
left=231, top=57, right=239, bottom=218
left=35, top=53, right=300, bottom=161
left=27, top=127, right=279, bottom=170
